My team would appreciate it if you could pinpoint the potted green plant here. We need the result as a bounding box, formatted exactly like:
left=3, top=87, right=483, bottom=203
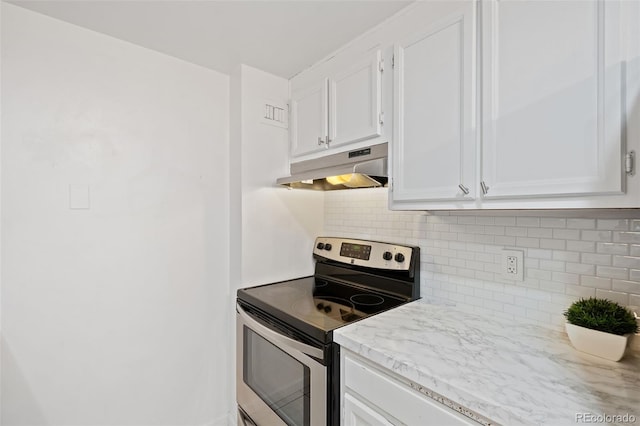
left=564, top=297, right=638, bottom=361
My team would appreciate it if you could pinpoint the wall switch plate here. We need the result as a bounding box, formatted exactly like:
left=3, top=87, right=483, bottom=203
left=260, top=98, right=288, bottom=129
left=501, top=249, right=524, bottom=281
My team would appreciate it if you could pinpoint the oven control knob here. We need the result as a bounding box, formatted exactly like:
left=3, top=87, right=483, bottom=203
left=323, top=305, right=331, bottom=313
left=316, top=242, right=325, bottom=250
left=324, top=243, right=332, bottom=251
left=383, top=251, right=393, bottom=261
left=395, top=253, right=405, bottom=263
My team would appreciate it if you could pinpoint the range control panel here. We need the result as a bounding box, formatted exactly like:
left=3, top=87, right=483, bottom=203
left=313, top=237, right=415, bottom=271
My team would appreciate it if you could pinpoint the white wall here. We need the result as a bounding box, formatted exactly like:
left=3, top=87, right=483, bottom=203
left=237, top=65, right=324, bottom=287
left=325, top=189, right=640, bottom=331
left=1, top=4, right=230, bottom=425
left=227, top=64, right=324, bottom=423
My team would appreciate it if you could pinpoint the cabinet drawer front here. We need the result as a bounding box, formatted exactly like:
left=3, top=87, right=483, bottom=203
left=344, top=392, right=395, bottom=426
left=344, top=354, right=477, bottom=426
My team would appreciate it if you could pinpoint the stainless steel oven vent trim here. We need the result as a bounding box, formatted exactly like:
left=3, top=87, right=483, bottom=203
left=276, top=143, right=387, bottom=190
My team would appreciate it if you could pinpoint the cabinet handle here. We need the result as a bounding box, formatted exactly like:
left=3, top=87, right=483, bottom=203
left=480, top=181, right=490, bottom=195
left=458, top=184, right=470, bottom=195
left=317, top=137, right=325, bottom=146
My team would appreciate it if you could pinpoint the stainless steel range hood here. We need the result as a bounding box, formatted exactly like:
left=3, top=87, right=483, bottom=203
left=277, top=143, right=388, bottom=190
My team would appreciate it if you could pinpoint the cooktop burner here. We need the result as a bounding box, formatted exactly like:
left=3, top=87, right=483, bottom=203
left=350, top=294, right=385, bottom=306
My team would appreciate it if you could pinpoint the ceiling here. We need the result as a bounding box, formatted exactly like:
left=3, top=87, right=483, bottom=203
left=8, top=0, right=411, bottom=78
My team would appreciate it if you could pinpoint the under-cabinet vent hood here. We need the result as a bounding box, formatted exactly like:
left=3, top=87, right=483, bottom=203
left=277, top=143, right=388, bottom=190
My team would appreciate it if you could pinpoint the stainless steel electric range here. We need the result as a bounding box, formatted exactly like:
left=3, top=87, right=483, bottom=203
left=236, top=237, right=420, bottom=426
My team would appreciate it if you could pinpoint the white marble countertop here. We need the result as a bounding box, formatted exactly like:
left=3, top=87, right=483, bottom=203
left=334, top=299, right=640, bottom=426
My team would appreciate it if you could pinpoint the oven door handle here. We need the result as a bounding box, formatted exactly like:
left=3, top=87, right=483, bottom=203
left=236, top=303, right=324, bottom=360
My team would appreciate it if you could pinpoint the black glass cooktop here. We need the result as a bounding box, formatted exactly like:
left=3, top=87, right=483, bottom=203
left=237, top=276, right=407, bottom=344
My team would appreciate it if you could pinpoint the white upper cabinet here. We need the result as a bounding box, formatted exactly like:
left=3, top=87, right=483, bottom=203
left=290, top=50, right=383, bottom=160
left=391, top=1, right=477, bottom=205
left=290, top=78, right=329, bottom=157
left=329, top=51, right=383, bottom=150
left=481, top=0, right=624, bottom=199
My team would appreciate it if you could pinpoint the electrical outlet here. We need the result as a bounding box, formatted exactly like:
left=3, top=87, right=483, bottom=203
left=501, top=249, right=524, bottom=281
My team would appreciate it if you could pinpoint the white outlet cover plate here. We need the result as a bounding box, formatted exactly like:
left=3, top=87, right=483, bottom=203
left=501, top=249, right=524, bottom=281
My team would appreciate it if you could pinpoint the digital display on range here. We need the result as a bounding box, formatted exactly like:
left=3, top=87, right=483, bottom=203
left=340, top=242, right=372, bottom=260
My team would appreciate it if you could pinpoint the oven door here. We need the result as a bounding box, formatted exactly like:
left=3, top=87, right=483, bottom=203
left=236, top=303, right=327, bottom=426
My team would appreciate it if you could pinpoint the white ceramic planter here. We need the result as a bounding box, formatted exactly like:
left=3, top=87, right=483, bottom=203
left=565, top=322, right=631, bottom=361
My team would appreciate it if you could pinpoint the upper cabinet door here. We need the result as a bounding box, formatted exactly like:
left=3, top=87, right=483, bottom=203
left=391, top=1, right=477, bottom=203
left=328, top=50, right=383, bottom=149
left=481, top=0, right=624, bottom=199
left=290, top=78, right=329, bottom=157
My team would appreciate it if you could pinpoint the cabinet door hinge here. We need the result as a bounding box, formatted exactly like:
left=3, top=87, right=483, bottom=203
left=379, top=59, right=384, bottom=73
left=379, top=112, right=384, bottom=126
left=391, top=54, right=395, bottom=69
left=626, top=151, right=635, bottom=175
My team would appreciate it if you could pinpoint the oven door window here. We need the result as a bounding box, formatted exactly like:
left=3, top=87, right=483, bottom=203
left=243, top=327, right=310, bottom=426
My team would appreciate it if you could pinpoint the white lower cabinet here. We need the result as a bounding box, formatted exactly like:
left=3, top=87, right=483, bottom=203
left=343, top=393, right=395, bottom=426
left=341, top=350, right=479, bottom=426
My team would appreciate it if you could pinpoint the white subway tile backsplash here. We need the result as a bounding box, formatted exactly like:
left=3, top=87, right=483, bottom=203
left=527, top=248, right=553, bottom=260
left=494, top=217, right=516, bottom=226
left=613, top=256, right=640, bottom=269
left=552, top=271, right=579, bottom=285
left=476, top=217, right=495, bottom=225
left=541, top=218, right=567, bottom=228
left=494, top=236, right=517, bottom=246
left=566, top=240, right=596, bottom=253
left=324, top=189, right=640, bottom=330
left=528, top=228, right=553, bottom=238
left=597, top=243, right=629, bottom=255
left=597, top=219, right=629, bottom=230
left=507, top=227, right=528, bottom=237
left=579, top=276, right=611, bottom=289
left=540, top=239, right=565, bottom=250
left=566, top=284, right=597, bottom=298
left=595, top=289, right=629, bottom=305
left=612, top=280, right=640, bottom=294
left=581, top=230, right=613, bottom=242
left=565, top=263, right=596, bottom=275
left=581, top=252, right=612, bottom=266
left=516, top=217, right=540, bottom=227
left=614, top=232, right=640, bottom=244
left=567, top=218, right=596, bottom=229
left=516, top=237, right=540, bottom=248
left=596, top=266, right=628, bottom=280
left=540, top=260, right=565, bottom=272
left=553, top=251, right=581, bottom=263
left=539, top=280, right=566, bottom=294
left=553, top=228, right=580, bottom=240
